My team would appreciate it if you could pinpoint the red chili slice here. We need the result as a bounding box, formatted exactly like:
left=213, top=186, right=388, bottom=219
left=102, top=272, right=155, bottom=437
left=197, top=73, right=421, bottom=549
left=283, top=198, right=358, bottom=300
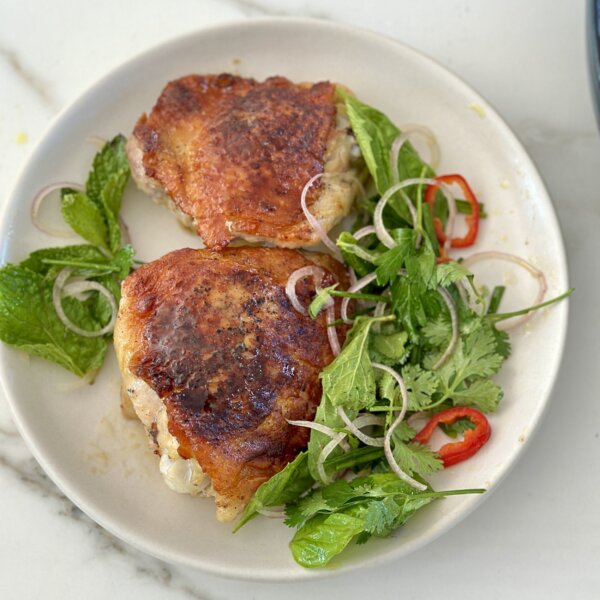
left=425, top=174, right=481, bottom=249
left=413, top=407, right=491, bottom=468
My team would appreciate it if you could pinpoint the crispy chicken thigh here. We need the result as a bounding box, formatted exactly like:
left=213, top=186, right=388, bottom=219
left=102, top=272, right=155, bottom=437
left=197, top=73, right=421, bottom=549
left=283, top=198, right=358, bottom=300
left=127, top=74, right=358, bottom=249
left=114, top=247, right=348, bottom=521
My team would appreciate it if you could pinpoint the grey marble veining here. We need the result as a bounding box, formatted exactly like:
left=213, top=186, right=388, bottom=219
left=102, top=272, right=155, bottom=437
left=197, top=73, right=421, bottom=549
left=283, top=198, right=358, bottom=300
left=0, top=45, right=60, bottom=112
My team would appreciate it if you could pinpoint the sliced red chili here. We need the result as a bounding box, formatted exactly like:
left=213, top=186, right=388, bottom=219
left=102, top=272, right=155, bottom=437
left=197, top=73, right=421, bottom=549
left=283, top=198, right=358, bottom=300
left=413, top=407, right=491, bottom=468
left=425, top=174, right=481, bottom=249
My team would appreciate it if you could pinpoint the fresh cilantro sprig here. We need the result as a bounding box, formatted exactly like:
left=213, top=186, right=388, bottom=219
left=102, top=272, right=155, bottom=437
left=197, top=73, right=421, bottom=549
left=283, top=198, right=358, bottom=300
left=0, top=135, right=134, bottom=378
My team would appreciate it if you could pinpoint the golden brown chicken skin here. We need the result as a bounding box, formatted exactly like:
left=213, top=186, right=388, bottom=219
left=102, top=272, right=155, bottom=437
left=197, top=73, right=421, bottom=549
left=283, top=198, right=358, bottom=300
left=127, top=74, right=358, bottom=249
left=114, top=247, right=348, bottom=521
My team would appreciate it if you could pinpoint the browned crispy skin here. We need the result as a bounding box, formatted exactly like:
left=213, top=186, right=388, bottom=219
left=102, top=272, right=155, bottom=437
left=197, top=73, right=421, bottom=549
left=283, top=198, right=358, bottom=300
left=119, top=247, right=348, bottom=512
left=132, top=74, right=338, bottom=248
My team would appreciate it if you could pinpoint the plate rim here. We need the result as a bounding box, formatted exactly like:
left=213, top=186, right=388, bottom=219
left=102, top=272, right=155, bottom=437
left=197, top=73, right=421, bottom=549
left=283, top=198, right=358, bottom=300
left=0, top=16, right=570, bottom=581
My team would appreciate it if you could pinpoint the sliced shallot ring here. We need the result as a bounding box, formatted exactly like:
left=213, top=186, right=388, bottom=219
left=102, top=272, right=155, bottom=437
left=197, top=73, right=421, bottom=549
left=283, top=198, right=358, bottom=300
left=374, top=362, right=428, bottom=491
left=300, top=173, right=344, bottom=262
left=432, top=286, right=459, bottom=370
left=390, top=125, right=440, bottom=184
left=353, top=225, right=377, bottom=240
left=374, top=178, right=451, bottom=249
left=348, top=267, right=358, bottom=288
left=285, top=266, right=325, bottom=315
left=31, top=182, right=84, bottom=237
left=286, top=419, right=350, bottom=452
left=341, top=271, right=378, bottom=324
left=316, top=432, right=348, bottom=484
left=461, top=251, right=548, bottom=331
left=325, top=305, right=341, bottom=356
left=337, top=406, right=385, bottom=447
left=53, top=269, right=117, bottom=338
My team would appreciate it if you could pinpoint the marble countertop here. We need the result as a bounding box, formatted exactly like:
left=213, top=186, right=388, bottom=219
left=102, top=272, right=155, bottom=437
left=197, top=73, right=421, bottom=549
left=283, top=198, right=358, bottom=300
left=1, top=0, right=599, bottom=598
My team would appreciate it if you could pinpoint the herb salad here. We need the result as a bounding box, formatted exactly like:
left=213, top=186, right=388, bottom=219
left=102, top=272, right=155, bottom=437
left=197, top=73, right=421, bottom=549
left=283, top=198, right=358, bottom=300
left=233, top=91, right=571, bottom=568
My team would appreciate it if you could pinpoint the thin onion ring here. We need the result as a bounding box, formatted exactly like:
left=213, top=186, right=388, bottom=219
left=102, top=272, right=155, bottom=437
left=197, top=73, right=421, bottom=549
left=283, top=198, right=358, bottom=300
left=461, top=251, right=548, bottom=331
left=31, top=182, right=84, bottom=237
left=341, top=272, right=378, bottom=324
left=374, top=178, right=453, bottom=249
left=326, top=305, right=341, bottom=356
left=300, top=173, right=344, bottom=262
left=52, top=269, right=117, bottom=338
left=286, top=419, right=350, bottom=452
left=285, top=266, right=325, bottom=315
left=374, top=362, right=427, bottom=491
left=337, top=406, right=385, bottom=447
left=353, top=225, right=377, bottom=240
left=316, top=432, right=348, bottom=484
left=390, top=125, right=440, bottom=183
left=432, top=286, right=459, bottom=370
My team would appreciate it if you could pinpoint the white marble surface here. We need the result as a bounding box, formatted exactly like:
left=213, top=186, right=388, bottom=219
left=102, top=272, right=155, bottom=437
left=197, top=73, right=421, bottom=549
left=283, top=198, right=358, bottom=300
left=1, top=0, right=599, bottom=598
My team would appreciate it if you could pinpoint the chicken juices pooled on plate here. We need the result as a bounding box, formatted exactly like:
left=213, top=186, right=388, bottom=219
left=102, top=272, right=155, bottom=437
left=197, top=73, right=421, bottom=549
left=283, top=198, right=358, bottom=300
left=114, top=247, right=348, bottom=521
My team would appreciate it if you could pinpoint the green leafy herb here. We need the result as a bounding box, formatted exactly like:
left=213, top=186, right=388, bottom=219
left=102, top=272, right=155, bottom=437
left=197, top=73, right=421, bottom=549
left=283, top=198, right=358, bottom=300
left=287, top=472, right=483, bottom=567
left=233, top=452, right=314, bottom=531
left=0, top=135, right=133, bottom=378
left=0, top=265, right=109, bottom=376
left=308, top=284, right=338, bottom=319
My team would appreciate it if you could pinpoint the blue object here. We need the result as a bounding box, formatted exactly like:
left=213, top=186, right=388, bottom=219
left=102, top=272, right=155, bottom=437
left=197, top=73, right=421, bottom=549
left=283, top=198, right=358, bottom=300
left=589, top=0, right=600, bottom=128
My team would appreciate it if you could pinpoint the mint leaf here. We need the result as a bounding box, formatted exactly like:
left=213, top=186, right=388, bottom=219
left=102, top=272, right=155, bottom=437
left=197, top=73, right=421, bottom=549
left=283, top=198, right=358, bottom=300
left=320, top=316, right=379, bottom=411
left=61, top=192, right=109, bottom=250
left=0, top=265, right=108, bottom=376
left=290, top=512, right=365, bottom=568
left=21, top=245, right=109, bottom=275
left=100, top=172, right=128, bottom=252
left=341, top=92, right=434, bottom=202
left=86, top=134, right=129, bottom=207
left=370, top=330, right=409, bottom=365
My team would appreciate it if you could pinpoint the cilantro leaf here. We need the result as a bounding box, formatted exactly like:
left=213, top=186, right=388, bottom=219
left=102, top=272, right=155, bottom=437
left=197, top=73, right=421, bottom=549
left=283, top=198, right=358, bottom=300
left=436, top=261, right=471, bottom=287
left=451, top=378, right=503, bottom=413
left=391, top=440, right=443, bottom=477
left=402, top=364, right=440, bottom=411
left=363, top=497, right=402, bottom=536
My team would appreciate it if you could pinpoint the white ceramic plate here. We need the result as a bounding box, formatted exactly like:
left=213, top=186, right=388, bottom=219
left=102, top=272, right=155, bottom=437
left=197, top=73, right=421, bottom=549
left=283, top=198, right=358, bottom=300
left=0, top=18, right=568, bottom=581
